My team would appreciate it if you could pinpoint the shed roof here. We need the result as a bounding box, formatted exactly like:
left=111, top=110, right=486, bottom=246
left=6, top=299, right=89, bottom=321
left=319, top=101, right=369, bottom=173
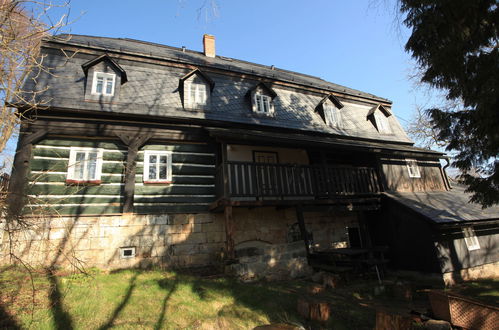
left=385, top=186, right=499, bottom=224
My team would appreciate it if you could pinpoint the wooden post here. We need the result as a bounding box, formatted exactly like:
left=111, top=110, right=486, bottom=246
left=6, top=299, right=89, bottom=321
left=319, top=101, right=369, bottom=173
left=295, top=205, right=310, bottom=255
left=224, top=205, right=235, bottom=260
left=116, top=132, right=153, bottom=213
left=375, top=155, right=387, bottom=192
left=7, top=129, right=48, bottom=218
left=221, top=142, right=229, bottom=199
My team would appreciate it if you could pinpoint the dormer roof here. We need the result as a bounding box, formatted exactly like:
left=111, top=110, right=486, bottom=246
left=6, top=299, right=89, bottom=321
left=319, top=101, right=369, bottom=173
left=367, top=104, right=392, bottom=117
left=179, top=68, right=215, bottom=91
left=246, top=82, right=277, bottom=99
left=81, top=54, right=128, bottom=84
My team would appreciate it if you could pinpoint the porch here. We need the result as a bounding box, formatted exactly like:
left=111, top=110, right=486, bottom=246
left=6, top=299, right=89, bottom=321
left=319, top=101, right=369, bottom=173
left=211, top=161, right=382, bottom=211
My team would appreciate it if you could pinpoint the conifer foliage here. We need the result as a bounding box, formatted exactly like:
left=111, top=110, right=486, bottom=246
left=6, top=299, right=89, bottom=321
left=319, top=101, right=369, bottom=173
left=401, top=0, right=499, bottom=207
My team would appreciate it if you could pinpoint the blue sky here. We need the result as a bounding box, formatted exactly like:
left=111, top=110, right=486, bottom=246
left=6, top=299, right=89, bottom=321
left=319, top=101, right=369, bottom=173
left=2, top=0, right=438, bottom=171
left=61, top=0, right=428, bottom=122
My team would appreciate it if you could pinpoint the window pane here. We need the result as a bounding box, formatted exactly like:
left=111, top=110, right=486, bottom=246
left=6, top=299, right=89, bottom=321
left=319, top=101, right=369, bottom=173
left=263, top=97, right=269, bottom=113
left=96, top=77, right=103, bottom=93
left=149, top=164, right=157, bottom=180
left=75, top=152, right=86, bottom=180
left=159, top=155, right=167, bottom=164
left=190, top=86, right=196, bottom=104
left=149, top=155, right=157, bottom=164
left=87, top=152, right=97, bottom=179
left=159, top=165, right=167, bottom=179
left=106, top=79, right=113, bottom=94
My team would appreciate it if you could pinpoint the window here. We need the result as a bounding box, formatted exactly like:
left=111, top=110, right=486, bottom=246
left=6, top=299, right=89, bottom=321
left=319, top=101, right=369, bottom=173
left=67, top=147, right=103, bottom=183
left=323, top=102, right=342, bottom=128
left=120, top=247, right=136, bottom=258
left=254, top=94, right=272, bottom=114
left=406, top=159, right=421, bottom=178
left=463, top=227, right=480, bottom=251
left=374, top=112, right=391, bottom=134
left=143, top=150, right=172, bottom=183
left=186, top=79, right=208, bottom=108
left=92, top=72, right=116, bottom=96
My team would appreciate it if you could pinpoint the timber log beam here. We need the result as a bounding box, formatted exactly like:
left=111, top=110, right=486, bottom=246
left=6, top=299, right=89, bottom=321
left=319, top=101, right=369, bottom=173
left=7, top=129, right=50, bottom=218
left=116, top=132, right=154, bottom=213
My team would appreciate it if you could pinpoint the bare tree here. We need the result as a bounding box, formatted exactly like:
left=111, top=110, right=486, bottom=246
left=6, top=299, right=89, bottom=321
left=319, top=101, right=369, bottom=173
left=0, top=0, right=70, bottom=154
left=406, top=105, right=448, bottom=150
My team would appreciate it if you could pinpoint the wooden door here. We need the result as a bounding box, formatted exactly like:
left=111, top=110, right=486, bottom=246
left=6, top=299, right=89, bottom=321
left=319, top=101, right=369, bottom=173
left=253, top=151, right=278, bottom=196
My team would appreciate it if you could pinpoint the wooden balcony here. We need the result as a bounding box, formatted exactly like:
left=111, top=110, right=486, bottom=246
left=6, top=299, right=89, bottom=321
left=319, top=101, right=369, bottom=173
left=215, top=161, right=382, bottom=201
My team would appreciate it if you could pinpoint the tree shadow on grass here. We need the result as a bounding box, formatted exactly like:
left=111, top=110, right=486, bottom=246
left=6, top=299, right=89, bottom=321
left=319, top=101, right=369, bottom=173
left=46, top=268, right=74, bottom=330
left=97, top=272, right=138, bottom=330
left=0, top=304, right=21, bottom=330
left=154, top=275, right=179, bottom=330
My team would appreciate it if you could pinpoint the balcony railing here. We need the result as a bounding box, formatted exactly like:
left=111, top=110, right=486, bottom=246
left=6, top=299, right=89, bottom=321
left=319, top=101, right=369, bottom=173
left=216, top=161, right=381, bottom=199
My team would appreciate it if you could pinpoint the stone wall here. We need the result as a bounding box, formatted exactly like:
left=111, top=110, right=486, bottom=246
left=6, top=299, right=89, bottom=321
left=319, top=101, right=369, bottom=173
left=229, top=240, right=312, bottom=281
left=0, top=213, right=225, bottom=270
left=0, top=207, right=360, bottom=275
left=231, top=207, right=359, bottom=250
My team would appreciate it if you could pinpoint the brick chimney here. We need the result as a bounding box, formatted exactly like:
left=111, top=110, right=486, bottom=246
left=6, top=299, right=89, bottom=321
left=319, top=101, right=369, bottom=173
left=203, top=34, right=215, bottom=58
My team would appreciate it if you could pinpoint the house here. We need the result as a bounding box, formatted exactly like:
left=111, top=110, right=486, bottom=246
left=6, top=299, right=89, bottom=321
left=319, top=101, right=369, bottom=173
left=2, top=34, right=498, bottom=282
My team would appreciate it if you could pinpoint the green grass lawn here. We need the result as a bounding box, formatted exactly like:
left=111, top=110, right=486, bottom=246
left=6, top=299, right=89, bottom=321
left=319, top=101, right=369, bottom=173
left=1, top=267, right=311, bottom=329
left=1, top=266, right=497, bottom=330
left=449, top=279, right=499, bottom=306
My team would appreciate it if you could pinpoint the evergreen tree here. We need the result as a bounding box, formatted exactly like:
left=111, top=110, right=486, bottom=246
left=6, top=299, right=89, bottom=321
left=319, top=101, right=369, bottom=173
left=401, top=0, right=499, bottom=207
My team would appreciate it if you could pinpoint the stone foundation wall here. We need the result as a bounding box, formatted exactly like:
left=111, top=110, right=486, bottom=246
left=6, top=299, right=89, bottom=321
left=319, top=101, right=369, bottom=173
left=229, top=241, right=312, bottom=281
left=443, top=261, right=499, bottom=286
left=1, top=207, right=360, bottom=275
left=0, top=213, right=225, bottom=270
left=231, top=207, right=359, bottom=250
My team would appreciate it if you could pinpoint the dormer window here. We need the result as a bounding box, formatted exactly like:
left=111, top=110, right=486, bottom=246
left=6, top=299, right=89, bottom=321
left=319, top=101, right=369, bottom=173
left=255, top=94, right=271, bottom=114
left=82, top=54, right=127, bottom=101
left=248, top=82, right=277, bottom=116
left=368, top=104, right=392, bottom=134
left=316, top=94, right=344, bottom=128
left=323, top=102, right=342, bottom=128
left=92, top=72, right=116, bottom=96
left=374, top=112, right=391, bottom=134
left=179, top=68, right=214, bottom=110
left=186, top=78, right=208, bottom=108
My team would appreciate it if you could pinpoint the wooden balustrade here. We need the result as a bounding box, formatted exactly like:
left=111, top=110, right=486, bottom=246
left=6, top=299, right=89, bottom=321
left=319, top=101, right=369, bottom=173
left=217, top=161, right=381, bottom=199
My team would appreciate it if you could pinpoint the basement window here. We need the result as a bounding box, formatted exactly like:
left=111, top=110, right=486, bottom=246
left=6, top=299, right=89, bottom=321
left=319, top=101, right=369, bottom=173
left=406, top=159, right=421, bottom=178
left=92, top=72, right=116, bottom=96
left=120, top=247, right=136, bottom=258
left=66, top=147, right=103, bottom=184
left=143, top=150, right=172, bottom=184
left=463, top=227, right=480, bottom=251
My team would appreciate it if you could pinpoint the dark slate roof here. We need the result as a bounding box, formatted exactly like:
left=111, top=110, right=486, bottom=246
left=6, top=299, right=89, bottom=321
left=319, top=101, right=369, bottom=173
left=50, top=34, right=390, bottom=103
left=385, top=186, right=499, bottom=224
left=24, top=34, right=417, bottom=145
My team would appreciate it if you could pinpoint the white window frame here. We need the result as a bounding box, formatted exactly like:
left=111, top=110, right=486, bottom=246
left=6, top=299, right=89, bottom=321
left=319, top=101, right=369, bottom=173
left=254, top=93, right=272, bottom=114
left=66, top=147, right=104, bottom=183
left=91, top=72, right=116, bottom=96
left=143, top=150, right=173, bottom=183
left=462, top=226, right=480, bottom=251
left=374, top=112, right=391, bottom=134
left=185, top=80, right=208, bottom=108
left=323, top=102, right=342, bottom=128
left=406, top=159, right=421, bottom=178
